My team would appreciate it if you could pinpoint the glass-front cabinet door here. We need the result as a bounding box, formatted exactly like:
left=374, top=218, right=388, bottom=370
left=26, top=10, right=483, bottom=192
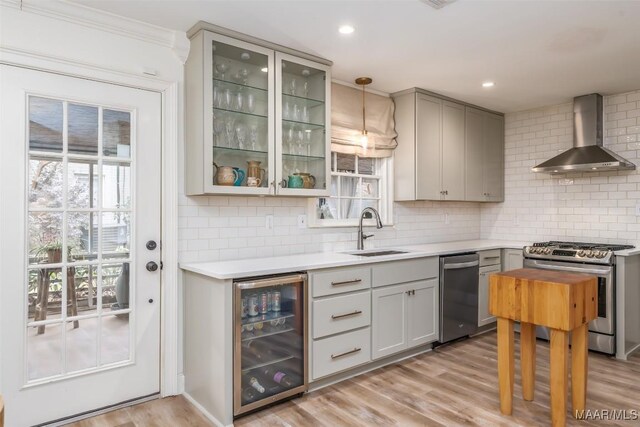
left=275, top=52, right=331, bottom=197
left=204, top=32, right=275, bottom=195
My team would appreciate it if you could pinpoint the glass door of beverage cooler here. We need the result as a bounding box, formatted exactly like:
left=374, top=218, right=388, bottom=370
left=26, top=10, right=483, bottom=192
left=234, top=274, right=307, bottom=416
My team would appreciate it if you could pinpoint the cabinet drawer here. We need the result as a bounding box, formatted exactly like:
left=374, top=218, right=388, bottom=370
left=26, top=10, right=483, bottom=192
left=311, top=267, right=371, bottom=297
left=313, top=291, right=371, bottom=339
left=312, top=327, right=371, bottom=380
left=479, top=249, right=501, bottom=267
left=372, top=257, right=438, bottom=288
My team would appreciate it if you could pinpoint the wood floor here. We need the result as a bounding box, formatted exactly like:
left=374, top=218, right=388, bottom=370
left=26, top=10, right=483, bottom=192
left=69, top=332, right=640, bottom=426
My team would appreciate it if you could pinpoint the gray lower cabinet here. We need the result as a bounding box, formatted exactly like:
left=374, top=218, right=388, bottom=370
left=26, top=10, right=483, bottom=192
left=478, top=264, right=500, bottom=327
left=503, top=249, right=524, bottom=270
left=372, top=278, right=438, bottom=360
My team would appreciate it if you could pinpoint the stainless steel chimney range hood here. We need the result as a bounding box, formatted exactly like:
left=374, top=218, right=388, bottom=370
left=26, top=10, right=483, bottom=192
left=532, top=93, right=635, bottom=173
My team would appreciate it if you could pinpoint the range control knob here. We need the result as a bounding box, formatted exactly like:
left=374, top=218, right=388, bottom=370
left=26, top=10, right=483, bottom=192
left=595, top=251, right=606, bottom=258
left=585, top=250, right=594, bottom=258
left=544, top=248, right=552, bottom=255
left=577, top=250, right=586, bottom=257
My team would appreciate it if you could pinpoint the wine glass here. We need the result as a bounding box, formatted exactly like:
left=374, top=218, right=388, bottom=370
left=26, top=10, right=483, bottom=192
left=224, top=116, right=236, bottom=148
left=235, top=91, right=244, bottom=112
left=238, top=68, right=250, bottom=85
left=305, top=130, right=312, bottom=155
left=247, top=93, right=256, bottom=113
left=250, top=125, right=258, bottom=151
left=213, top=84, right=220, bottom=108
left=289, top=78, right=297, bottom=96
left=235, top=123, right=247, bottom=150
left=215, top=63, right=229, bottom=81
left=297, top=129, right=305, bottom=155
left=223, top=88, right=232, bottom=110
left=213, top=112, right=225, bottom=146
left=286, top=126, right=295, bottom=154
left=292, top=103, right=300, bottom=121
left=302, top=105, right=309, bottom=123
left=303, top=80, right=309, bottom=98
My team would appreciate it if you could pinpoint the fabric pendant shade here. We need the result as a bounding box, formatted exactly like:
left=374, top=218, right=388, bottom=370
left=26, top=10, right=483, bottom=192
left=331, top=83, right=397, bottom=158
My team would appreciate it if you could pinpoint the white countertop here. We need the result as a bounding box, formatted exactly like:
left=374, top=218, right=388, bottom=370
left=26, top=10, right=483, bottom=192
left=180, top=239, right=530, bottom=280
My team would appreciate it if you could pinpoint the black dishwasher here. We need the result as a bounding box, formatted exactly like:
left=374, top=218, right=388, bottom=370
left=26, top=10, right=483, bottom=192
left=438, top=253, right=480, bottom=344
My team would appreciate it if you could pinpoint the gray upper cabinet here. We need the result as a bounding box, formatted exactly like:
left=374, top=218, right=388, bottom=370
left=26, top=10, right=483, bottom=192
left=392, top=88, right=504, bottom=202
left=465, top=107, right=504, bottom=202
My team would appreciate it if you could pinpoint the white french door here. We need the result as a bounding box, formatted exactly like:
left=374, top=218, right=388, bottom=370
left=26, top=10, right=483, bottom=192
left=0, top=65, right=162, bottom=426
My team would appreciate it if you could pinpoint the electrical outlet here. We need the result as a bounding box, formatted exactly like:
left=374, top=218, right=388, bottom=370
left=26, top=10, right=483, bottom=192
left=265, top=215, right=273, bottom=230
left=297, top=214, right=307, bottom=228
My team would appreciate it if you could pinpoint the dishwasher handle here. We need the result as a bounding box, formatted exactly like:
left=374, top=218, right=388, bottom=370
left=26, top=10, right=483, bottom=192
left=443, top=261, right=479, bottom=270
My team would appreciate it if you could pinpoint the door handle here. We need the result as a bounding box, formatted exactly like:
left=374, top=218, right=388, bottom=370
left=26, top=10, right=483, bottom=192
left=146, top=240, right=157, bottom=250
left=146, top=261, right=159, bottom=272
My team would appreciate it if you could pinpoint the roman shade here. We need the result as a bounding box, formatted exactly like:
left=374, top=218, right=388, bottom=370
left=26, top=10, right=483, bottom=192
left=331, top=83, right=398, bottom=158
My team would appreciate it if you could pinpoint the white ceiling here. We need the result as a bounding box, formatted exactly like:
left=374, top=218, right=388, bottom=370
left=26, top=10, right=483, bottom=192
left=70, top=0, right=640, bottom=113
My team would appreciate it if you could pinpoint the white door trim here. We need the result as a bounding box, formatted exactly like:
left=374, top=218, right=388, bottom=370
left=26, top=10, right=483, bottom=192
left=0, top=46, right=183, bottom=397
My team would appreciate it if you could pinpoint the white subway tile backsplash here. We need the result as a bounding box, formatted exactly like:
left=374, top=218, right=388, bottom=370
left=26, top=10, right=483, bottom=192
left=481, top=88, right=640, bottom=245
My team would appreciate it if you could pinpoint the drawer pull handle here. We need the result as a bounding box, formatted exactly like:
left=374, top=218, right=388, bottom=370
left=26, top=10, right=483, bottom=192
left=331, top=347, right=362, bottom=359
left=331, top=279, right=362, bottom=286
left=331, top=310, right=363, bottom=320
left=483, top=256, right=500, bottom=260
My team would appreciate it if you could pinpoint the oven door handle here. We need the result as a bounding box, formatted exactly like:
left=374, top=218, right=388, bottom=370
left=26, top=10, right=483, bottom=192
left=525, top=261, right=611, bottom=276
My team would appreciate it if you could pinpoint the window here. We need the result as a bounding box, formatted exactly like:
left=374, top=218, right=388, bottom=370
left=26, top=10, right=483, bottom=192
left=308, top=152, right=393, bottom=227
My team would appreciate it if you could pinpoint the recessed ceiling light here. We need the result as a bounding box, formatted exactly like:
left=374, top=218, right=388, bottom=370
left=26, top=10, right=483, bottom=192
left=261, top=67, right=268, bottom=73
left=482, top=81, right=495, bottom=88
left=339, top=25, right=355, bottom=34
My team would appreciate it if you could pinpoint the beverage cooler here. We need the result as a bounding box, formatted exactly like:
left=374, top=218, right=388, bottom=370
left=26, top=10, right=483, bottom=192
left=233, top=273, right=308, bottom=416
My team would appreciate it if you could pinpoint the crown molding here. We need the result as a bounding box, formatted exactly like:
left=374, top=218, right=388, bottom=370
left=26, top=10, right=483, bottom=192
left=332, top=79, right=391, bottom=98
left=1, top=0, right=188, bottom=55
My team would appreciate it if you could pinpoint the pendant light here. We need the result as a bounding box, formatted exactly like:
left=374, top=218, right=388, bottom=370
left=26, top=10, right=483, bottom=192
left=355, top=77, right=372, bottom=149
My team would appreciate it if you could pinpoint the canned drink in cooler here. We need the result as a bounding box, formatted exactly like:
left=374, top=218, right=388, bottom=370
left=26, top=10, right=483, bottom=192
left=267, top=291, right=273, bottom=312
left=248, top=294, right=259, bottom=317
left=259, top=293, right=268, bottom=314
left=272, top=291, right=281, bottom=312
left=241, top=296, right=248, bottom=318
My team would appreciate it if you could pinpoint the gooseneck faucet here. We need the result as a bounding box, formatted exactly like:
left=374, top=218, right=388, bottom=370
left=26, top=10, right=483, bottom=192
left=357, top=207, right=383, bottom=250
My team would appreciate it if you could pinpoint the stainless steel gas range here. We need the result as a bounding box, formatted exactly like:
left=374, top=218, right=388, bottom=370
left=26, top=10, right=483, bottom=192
left=523, top=241, right=635, bottom=355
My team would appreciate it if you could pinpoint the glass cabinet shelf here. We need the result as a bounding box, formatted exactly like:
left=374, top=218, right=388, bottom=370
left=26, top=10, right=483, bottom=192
left=282, top=153, right=325, bottom=161
left=282, top=93, right=324, bottom=109
left=212, top=146, right=269, bottom=156
left=213, top=78, right=268, bottom=94
left=212, top=107, right=268, bottom=120
left=282, top=119, right=325, bottom=130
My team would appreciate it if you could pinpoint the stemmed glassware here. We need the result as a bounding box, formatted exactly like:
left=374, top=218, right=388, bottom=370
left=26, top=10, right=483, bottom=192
left=235, top=123, right=247, bottom=150
left=289, top=78, right=297, bottom=96
left=213, top=111, right=225, bottom=147
left=224, top=115, right=236, bottom=148
left=238, top=68, right=250, bottom=85
left=215, top=63, right=229, bottom=81
left=247, top=93, right=256, bottom=113
left=250, top=125, right=258, bottom=151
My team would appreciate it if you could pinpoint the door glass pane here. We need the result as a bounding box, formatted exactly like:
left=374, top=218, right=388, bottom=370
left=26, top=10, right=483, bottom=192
left=29, top=157, right=63, bottom=208
left=68, top=160, right=98, bottom=208
left=68, top=265, right=98, bottom=316
left=29, top=97, right=63, bottom=153
left=101, top=314, right=130, bottom=365
left=212, top=39, right=270, bottom=188
left=27, top=323, right=63, bottom=380
left=102, top=163, right=131, bottom=209
left=68, top=103, right=99, bottom=155
left=101, top=263, right=129, bottom=312
left=68, top=212, right=98, bottom=261
left=103, top=109, right=131, bottom=158
left=102, top=212, right=130, bottom=260
left=281, top=59, right=326, bottom=192
left=28, top=267, right=63, bottom=321
left=66, top=318, right=98, bottom=373
left=29, top=212, right=63, bottom=260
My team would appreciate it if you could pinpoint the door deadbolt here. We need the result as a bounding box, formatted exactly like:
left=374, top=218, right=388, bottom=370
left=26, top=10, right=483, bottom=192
left=146, top=240, right=157, bottom=250
left=146, top=261, right=159, bottom=272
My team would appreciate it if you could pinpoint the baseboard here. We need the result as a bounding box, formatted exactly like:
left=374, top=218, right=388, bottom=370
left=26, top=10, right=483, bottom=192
left=182, top=392, right=231, bottom=427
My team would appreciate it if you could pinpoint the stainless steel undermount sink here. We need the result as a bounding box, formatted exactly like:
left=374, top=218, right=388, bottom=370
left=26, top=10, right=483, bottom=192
left=348, top=250, right=409, bottom=257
